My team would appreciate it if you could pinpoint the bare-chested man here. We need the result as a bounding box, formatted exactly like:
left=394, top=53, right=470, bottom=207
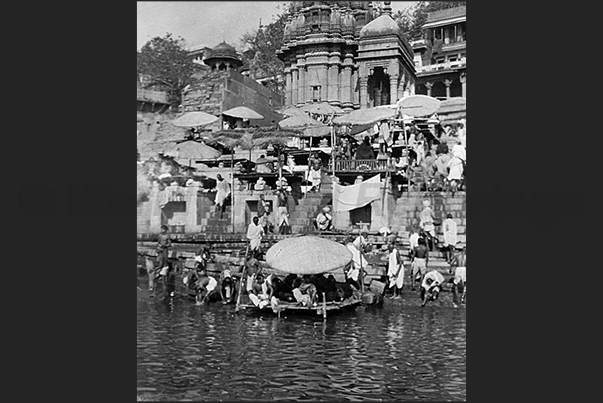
left=410, top=237, right=429, bottom=291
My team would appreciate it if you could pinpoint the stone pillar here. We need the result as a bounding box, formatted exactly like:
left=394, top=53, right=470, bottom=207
left=460, top=73, right=466, bottom=98
left=352, top=68, right=360, bottom=108
left=149, top=182, right=162, bottom=232
left=298, top=62, right=306, bottom=105
left=359, top=76, right=369, bottom=109
left=284, top=69, right=292, bottom=106
left=425, top=81, right=433, bottom=97
left=327, top=57, right=340, bottom=105
left=444, top=79, right=452, bottom=98
left=389, top=74, right=399, bottom=105
left=185, top=182, right=202, bottom=233
left=291, top=68, right=298, bottom=105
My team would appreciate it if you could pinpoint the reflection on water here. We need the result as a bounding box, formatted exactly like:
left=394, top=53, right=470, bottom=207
left=137, top=295, right=466, bottom=401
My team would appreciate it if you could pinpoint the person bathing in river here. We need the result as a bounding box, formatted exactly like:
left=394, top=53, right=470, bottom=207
left=420, top=270, right=445, bottom=307
left=449, top=248, right=466, bottom=308
left=219, top=265, right=236, bottom=304
left=155, top=225, right=171, bottom=283
left=195, top=268, right=218, bottom=306
left=387, top=243, right=404, bottom=299
left=410, top=237, right=429, bottom=291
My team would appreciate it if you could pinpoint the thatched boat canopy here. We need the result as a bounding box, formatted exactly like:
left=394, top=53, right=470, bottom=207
left=265, top=236, right=352, bottom=275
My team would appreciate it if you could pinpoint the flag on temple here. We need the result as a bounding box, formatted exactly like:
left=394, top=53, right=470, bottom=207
left=332, top=174, right=382, bottom=212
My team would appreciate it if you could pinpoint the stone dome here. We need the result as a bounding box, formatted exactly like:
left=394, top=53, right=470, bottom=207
left=203, top=42, right=242, bottom=70
left=359, top=14, right=402, bottom=39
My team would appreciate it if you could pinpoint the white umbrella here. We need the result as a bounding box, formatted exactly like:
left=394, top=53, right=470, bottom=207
left=172, top=111, right=219, bottom=128
left=222, top=106, right=264, bottom=120
left=332, top=105, right=397, bottom=126
left=299, top=102, right=343, bottom=115
left=265, top=236, right=353, bottom=275
left=397, top=95, right=441, bottom=118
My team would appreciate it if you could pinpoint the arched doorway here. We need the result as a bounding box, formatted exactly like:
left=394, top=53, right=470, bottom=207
left=368, top=67, right=391, bottom=107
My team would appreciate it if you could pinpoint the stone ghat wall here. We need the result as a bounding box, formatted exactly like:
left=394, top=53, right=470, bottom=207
left=390, top=191, right=466, bottom=245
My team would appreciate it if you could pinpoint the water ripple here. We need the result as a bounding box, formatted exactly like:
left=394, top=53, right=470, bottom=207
left=138, top=298, right=466, bottom=401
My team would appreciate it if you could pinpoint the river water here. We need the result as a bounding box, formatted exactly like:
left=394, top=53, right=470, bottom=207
left=137, top=286, right=466, bottom=401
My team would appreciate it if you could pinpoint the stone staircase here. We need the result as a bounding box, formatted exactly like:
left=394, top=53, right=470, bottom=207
left=287, top=174, right=333, bottom=234
left=198, top=204, right=233, bottom=233
left=390, top=191, right=466, bottom=246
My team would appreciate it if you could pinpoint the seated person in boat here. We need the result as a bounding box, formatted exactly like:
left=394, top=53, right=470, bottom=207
left=292, top=276, right=318, bottom=308
left=248, top=274, right=274, bottom=308
left=245, top=257, right=262, bottom=294
left=309, top=273, right=339, bottom=302
left=420, top=270, right=445, bottom=307
left=195, top=268, right=219, bottom=306
left=270, top=276, right=295, bottom=302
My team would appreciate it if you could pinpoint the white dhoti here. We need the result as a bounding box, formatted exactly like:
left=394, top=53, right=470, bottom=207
left=387, top=249, right=404, bottom=289
left=277, top=206, right=289, bottom=226
left=454, top=267, right=466, bottom=285
left=206, top=276, right=218, bottom=293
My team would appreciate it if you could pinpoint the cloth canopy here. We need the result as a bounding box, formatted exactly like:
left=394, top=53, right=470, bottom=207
left=222, top=106, right=264, bottom=120
left=299, top=102, right=343, bottom=115
left=172, top=111, right=219, bottom=128
left=333, top=106, right=397, bottom=126
left=163, top=140, right=221, bottom=160
left=397, top=95, right=441, bottom=117
left=278, top=114, right=326, bottom=130
left=332, top=174, right=382, bottom=212
left=265, top=236, right=353, bottom=275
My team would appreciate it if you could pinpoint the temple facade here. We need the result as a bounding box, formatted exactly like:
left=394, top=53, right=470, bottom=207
left=277, top=1, right=416, bottom=111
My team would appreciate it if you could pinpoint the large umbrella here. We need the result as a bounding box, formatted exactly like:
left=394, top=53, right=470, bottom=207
left=163, top=140, right=221, bottom=160
left=276, top=105, right=307, bottom=118
left=299, top=102, right=343, bottom=115
left=265, top=236, right=353, bottom=275
left=278, top=114, right=326, bottom=130
left=397, top=95, right=441, bottom=118
left=332, top=105, right=397, bottom=126
left=222, top=106, right=264, bottom=120
left=172, top=111, right=219, bottom=128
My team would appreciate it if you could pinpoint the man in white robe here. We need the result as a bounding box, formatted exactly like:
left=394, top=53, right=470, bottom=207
left=386, top=244, right=404, bottom=299
left=246, top=216, right=264, bottom=258
left=214, top=174, right=231, bottom=207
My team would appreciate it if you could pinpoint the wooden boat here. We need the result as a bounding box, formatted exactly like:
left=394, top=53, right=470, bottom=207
left=235, top=236, right=382, bottom=319
left=238, top=296, right=363, bottom=319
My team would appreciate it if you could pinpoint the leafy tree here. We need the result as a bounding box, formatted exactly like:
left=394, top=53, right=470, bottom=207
left=392, top=1, right=466, bottom=41
left=137, top=33, right=199, bottom=107
left=239, top=3, right=292, bottom=97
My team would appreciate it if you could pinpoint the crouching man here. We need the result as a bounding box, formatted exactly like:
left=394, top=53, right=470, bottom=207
left=194, top=268, right=219, bottom=306
left=420, top=270, right=445, bottom=307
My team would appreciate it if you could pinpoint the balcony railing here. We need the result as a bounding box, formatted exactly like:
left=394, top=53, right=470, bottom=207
left=416, top=58, right=466, bottom=74
left=333, top=159, right=394, bottom=172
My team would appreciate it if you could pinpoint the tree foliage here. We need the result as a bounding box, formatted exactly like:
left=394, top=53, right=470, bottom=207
left=392, top=1, right=466, bottom=41
left=137, top=33, right=199, bottom=106
left=239, top=3, right=292, bottom=97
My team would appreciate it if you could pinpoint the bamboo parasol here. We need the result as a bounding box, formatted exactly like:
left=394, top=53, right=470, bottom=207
left=265, top=236, right=353, bottom=275
left=222, top=106, right=264, bottom=120
left=332, top=106, right=397, bottom=126
left=171, top=111, right=219, bottom=128
left=299, top=102, right=343, bottom=116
